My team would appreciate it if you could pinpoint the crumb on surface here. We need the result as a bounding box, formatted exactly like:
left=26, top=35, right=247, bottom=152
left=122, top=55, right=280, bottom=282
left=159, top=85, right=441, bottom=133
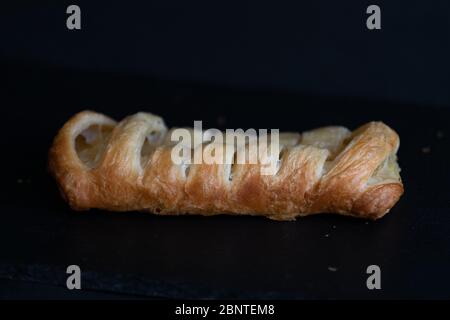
left=422, top=147, right=431, bottom=154
left=324, top=233, right=330, bottom=238
left=17, top=179, right=23, bottom=184
left=328, top=266, right=338, bottom=272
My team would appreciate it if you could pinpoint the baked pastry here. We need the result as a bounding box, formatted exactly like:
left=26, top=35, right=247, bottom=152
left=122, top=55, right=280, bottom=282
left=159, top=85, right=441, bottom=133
left=48, top=110, right=403, bottom=220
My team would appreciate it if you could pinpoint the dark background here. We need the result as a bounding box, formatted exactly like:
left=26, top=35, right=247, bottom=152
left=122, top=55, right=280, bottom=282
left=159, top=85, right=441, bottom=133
left=2, top=1, right=450, bottom=106
left=1, top=1, right=450, bottom=299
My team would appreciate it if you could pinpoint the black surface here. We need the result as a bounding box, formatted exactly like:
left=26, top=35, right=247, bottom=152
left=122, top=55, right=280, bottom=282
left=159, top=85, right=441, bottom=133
left=0, top=279, right=140, bottom=300
left=1, top=60, right=450, bottom=299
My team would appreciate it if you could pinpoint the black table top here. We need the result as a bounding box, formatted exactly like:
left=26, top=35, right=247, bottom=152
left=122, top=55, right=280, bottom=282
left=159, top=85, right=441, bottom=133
left=1, top=61, right=450, bottom=299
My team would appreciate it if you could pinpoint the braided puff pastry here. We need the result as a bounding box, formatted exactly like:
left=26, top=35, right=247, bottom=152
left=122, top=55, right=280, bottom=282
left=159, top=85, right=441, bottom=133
left=48, top=111, right=403, bottom=220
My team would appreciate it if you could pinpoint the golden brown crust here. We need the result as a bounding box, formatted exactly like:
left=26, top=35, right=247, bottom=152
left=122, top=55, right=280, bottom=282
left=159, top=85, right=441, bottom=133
left=48, top=110, right=404, bottom=220
left=352, top=183, right=404, bottom=219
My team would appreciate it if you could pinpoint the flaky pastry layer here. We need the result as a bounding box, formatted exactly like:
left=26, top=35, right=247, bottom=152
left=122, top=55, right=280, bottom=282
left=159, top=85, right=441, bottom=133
left=49, top=111, right=403, bottom=220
